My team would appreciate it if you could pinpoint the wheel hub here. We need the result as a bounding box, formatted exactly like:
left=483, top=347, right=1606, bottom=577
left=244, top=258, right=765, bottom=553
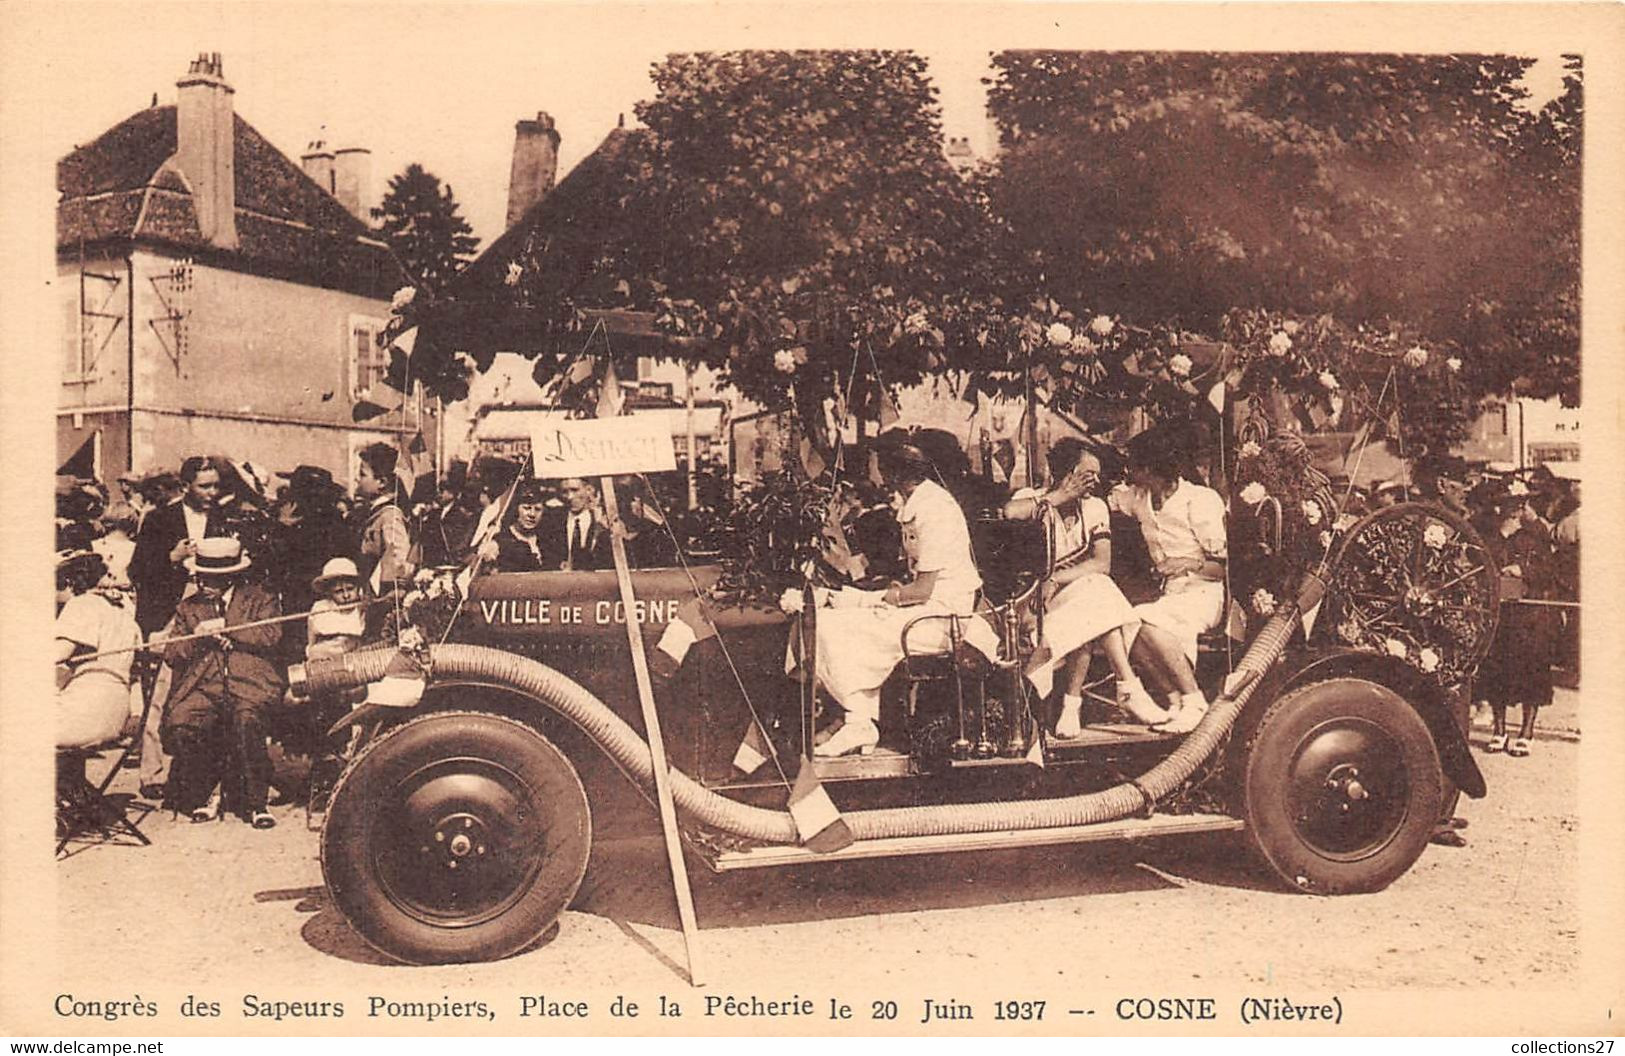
left=1288, top=719, right=1411, bottom=860
left=375, top=757, right=549, bottom=927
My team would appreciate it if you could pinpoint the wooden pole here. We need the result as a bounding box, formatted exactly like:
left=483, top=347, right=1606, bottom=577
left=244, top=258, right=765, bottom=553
left=685, top=364, right=699, bottom=510
left=599, top=473, right=705, bottom=986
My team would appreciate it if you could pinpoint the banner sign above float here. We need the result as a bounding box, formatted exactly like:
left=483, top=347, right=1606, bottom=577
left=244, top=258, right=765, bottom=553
left=531, top=415, right=677, bottom=478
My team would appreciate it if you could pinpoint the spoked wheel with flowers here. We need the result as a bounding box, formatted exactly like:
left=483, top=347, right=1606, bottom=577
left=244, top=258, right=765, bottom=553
left=1326, top=502, right=1499, bottom=687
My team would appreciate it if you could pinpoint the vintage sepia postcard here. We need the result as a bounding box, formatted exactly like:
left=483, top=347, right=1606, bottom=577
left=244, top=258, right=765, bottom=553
left=2, top=1, right=1622, bottom=1041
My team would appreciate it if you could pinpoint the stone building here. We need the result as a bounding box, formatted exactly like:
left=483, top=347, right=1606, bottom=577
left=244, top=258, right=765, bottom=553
left=56, top=52, right=429, bottom=486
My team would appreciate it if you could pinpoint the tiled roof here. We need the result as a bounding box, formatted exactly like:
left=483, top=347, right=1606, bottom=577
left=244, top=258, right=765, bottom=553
left=57, top=106, right=404, bottom=299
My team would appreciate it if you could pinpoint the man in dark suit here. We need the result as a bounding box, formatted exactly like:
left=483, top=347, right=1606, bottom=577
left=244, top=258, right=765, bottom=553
left=161, top=537, right=285, bottom=828
left=549, top=477, right=612, bottom=571
left=129, top=456, right=224, bottom=636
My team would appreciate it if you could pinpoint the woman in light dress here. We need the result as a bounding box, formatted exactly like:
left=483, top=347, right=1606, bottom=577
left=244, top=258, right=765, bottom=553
left=1003, top=438, right=1167, bottom=736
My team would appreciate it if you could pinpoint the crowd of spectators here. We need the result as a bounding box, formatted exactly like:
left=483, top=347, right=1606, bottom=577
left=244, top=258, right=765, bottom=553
left=54, top=445, right=719, bottom=830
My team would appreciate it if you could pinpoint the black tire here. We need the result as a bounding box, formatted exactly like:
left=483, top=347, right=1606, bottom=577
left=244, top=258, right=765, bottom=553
left=321, top=711, right=591, bottom=964
left=1241, top=677, right=1443, bottom=894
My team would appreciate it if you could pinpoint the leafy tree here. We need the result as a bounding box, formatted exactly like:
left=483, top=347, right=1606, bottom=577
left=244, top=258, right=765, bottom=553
left=374, top=163, right=480, bottom=294
left=982, top=51, right=1582, bottom=445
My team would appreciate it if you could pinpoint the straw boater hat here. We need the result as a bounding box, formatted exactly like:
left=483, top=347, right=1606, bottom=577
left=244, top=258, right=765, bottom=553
left=311, top=557, right=362, bottom=592
left=184, top=537, right=251, bottom=576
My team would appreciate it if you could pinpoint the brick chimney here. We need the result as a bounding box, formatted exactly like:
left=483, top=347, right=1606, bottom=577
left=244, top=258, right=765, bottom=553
left=174, top=52, right=237, bottom=249
left=301, top=137, right=336, bottom=197
left=332, top=146, right=372, bottom=222
left=506, top=111, right=559, bottom=230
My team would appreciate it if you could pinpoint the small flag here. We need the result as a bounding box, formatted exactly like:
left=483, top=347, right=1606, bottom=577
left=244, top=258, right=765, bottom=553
left=596, top=358, right=625, bottom=419
left=1207, top=380, right=1227, bottom=415
left=1027, top=640, right=1053, bottom=698
left=650, top=597, right=718, bottom=679
left=1301, top=600, right=1322, bottom=640
left=396, top=430, right=430, bottom=499
left=1025, top=723, right=1046, bottom=768
left=788, top=758, right=854, bottom=852
left=364, top=649, right=427, bottom=709
left=1226, top=597, right=1248, bottom=641
left=732, top=720, right=772, bottom=774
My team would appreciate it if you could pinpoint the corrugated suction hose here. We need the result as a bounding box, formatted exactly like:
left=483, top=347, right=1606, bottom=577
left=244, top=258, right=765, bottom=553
left=299, top=572, right=1320, bottom=845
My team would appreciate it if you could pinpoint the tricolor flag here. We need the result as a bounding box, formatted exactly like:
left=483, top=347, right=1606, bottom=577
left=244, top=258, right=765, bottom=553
left=1025, top=647, right=1056, bottom=699
left=396, top=430, right=430, bottom=500
left=788, top=758, right=854, bottom=853
left=363, top=648, right=429, bottom=709
left=732, top=719, right=773, bottom=774
left=819, top=501, right=868, bottom=581
left=651, top=596, right=718, bottom=680
left=1025, top=721, right=1047, bottom=769
left=797, top=436, right=828, bottom=481
left=596, top=358, right=625, bottom=419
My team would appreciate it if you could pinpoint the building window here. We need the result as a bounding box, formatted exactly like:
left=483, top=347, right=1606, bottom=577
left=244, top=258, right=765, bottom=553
left=349, top=315, right=388, bottom=398
left=63, top=297, right=86, bottom=379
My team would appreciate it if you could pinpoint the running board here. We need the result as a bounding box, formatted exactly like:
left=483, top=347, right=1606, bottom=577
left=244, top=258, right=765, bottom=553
left=710, top=813, right=1244, bottom=871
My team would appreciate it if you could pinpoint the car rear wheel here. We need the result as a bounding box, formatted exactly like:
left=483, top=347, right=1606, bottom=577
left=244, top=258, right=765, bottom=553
left=1241, top=677, right=1443, bottom=894
left=322, top=710, right=591, bottom=964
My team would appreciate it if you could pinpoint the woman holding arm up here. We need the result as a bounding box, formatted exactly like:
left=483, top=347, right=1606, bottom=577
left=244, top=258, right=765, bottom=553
left=1004, top=439, right=1168, bottom=736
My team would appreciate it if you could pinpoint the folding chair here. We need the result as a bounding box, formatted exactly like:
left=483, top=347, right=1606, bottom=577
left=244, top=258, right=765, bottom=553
left=56, top=650, right=162, bottom=856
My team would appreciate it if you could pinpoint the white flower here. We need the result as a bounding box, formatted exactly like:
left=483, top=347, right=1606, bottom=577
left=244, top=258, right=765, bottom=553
left=391, top=286, right=416, bottom=312
left=1384, top=638, right=1409, bottom=659
left=1047, top=322, right=1074, bottom=347
left=1089, top=314, right=1115, bottom=337
left=413, top=568, right=437, bottom=587
left=1302, top=499, right=1322, bottom=525
left=1418, top=648, right=1441, bottom=673
left=1240, top=481, right=1268, bottom=506
left=1240, top=440, right=1263, bottom=459
left=1268, top=331, right=1293, bottom=356
left=1446, top=356, right=1462, bottom=373
left=1319, top=530, right=1333, bottom=549
left=1508, top=480, right=1529, bottom=497
left=1423, top=523, right=1449, bottom=549
left=778, top=587, right=805, bottom=615
left=1403, top=345, right=1429, bottom=368
left=1251, top=588, right=1277, bottom=616
left=1334, top=513, right=1358, bottom=532
left=1338, top=620, right=1362, bottom=644
left=401, top=590, right=424, bottom=609
left=1169, top=353, right=1193, bottom=377
left=398, top=626, right=426, bottom=652
left=1282, top=320, right=1301, bottom=336
left=1068, top=335, right=1097, bottom=356
left=1318, top=371, right=1339, bottom=390
left=505, top=262, right=523, bottom=286
left=774, top=349, right=798, bottom=374
left=904, top=310, right=930, bottom=335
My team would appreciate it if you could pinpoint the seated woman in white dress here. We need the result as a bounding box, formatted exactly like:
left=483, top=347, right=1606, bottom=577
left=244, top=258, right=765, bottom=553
left=1003, top=439, right=1168, bottom=736
left=812, top=433, right=998, bottom=757
left=56, top=551, right=143, bottom=750
left=1109, top=428, right=1228, bottom=735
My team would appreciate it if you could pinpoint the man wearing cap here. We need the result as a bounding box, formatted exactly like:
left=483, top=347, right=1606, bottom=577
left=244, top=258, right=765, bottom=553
left=161, top=537, right=285, bottom=828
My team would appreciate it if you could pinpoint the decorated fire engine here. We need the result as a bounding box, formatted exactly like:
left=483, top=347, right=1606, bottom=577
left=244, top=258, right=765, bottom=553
left=290, top=374, right=1498, bottom=974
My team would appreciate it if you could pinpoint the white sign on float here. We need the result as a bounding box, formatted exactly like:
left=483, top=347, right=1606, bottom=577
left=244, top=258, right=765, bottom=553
left=531, top=416, right=677, bottom=478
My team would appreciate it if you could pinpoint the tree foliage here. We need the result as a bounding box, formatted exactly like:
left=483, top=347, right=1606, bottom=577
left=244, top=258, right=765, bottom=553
left=374, top=163, right=480, bottom=294
left=985, top=51, right=1581, bottom=418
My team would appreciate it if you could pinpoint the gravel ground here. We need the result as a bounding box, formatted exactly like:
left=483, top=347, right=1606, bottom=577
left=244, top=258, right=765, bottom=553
left=37, top=730, right=1583, bottom=1034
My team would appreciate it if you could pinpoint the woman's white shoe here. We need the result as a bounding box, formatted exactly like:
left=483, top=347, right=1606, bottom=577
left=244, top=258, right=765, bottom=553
left=1117, top=680, right=1171, bottom=726
left=1156, top=694, right=1209, bottom=734
left=813, top=719, right=879, bottom=757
